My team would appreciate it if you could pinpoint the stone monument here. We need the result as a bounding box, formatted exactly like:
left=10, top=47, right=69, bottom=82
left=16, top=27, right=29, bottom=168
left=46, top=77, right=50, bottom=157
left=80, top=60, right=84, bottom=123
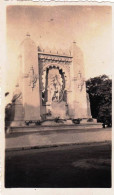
left=11, top=34, right=92, bottom=127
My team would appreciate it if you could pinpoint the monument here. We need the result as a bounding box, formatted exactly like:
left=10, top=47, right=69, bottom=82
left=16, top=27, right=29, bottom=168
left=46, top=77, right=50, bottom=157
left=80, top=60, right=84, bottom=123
left=11, top=34, right=92, bottom=127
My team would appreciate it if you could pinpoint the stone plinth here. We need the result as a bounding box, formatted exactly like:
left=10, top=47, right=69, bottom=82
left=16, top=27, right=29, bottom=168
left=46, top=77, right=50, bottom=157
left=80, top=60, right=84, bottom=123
left=51, top=101, right=68, bottom=119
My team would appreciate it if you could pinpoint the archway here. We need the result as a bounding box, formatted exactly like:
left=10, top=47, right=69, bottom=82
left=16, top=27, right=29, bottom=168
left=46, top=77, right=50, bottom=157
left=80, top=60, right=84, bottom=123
left=41, top=65, right=69, bottom=119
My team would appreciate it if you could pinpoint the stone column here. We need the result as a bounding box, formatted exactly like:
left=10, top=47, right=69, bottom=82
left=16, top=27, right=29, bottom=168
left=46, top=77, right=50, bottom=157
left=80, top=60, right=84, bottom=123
left=70, top=42, right=89, bottom=119
left=67, top=90, right=75, bottom=118
left=86, top=93, right=92, bottom=118
left=19, top=33, right=41, bottom=121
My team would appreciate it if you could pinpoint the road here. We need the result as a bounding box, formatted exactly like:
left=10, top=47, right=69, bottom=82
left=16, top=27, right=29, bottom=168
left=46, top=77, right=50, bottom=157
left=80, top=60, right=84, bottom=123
left=5, top=142, right=111, bottom=188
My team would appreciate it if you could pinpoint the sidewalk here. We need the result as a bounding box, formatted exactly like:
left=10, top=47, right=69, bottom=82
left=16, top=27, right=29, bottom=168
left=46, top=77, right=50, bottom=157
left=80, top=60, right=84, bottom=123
left=5, top=128, right=111, bottom=151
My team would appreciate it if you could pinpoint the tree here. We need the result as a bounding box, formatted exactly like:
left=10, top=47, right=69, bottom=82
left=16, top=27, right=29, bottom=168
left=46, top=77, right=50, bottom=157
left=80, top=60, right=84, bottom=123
left=86, top=75, right=112, bottom=126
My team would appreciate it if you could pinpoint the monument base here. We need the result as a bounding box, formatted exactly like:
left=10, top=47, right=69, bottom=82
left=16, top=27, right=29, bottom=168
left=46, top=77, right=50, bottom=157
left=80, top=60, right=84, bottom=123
left=8, top=121, right=102, bottom=134
left=8, top=117, right=98, bottom=129
left=6, top=116, right=102, bottom=134
left=80, top=118, right=97, bottom=124
left=46, top=101, right=68, bottom=120
left=10, top=120, right=25, bottom=127
left=41, top=119, right=73, bottom=126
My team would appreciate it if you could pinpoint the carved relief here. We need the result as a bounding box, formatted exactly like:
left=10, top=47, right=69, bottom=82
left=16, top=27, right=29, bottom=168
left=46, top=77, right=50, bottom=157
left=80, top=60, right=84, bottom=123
left=38, top=53, right=72, bottom=106
left=28, top=66, right=38, bottom=89
left=76, top=71, right=85, bottom=91
left=47, top=69, right=64, bottom=103
left=12, top=86, right=23, bottom=104
left=23, top=66, right=38, bottom=90
left=40, top=63, right=70, bottom=92
left=39, top=53, right=72, bottom=63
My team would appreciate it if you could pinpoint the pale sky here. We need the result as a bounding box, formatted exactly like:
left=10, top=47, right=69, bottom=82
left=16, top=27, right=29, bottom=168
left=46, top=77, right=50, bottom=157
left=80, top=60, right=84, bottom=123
left=6, top=5, right=112, bottom=102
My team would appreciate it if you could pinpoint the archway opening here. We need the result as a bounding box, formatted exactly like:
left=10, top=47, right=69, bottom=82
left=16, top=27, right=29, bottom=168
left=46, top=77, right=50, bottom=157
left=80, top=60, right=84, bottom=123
left=42, top=66, right=67, bottom=105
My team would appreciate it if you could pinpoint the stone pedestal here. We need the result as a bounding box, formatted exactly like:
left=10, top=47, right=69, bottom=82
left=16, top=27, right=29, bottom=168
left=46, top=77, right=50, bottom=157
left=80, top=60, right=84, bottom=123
left=51, top=101, right=68, bottom=119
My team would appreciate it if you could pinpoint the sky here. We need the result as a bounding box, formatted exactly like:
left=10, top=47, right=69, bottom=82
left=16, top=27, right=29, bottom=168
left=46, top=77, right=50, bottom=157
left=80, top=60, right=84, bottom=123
left=6, top=5, right=112, bottom=102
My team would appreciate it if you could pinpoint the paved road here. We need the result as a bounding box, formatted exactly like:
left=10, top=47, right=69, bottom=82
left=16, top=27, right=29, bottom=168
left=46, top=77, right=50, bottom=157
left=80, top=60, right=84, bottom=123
left=5, top=142, right=111, bottom=188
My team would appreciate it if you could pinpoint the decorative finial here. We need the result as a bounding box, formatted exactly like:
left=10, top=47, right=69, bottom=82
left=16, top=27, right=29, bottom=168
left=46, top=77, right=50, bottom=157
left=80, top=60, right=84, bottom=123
left=26, top=32, right=30, bottom=37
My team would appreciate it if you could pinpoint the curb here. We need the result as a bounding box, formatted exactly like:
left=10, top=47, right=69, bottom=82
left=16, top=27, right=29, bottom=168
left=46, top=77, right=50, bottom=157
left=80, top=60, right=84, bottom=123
left=5, top=140, right=111, bottom=152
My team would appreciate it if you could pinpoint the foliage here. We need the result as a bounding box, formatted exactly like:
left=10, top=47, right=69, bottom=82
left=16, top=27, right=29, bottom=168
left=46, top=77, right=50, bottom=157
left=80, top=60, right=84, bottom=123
left=35, top=120, right=41, bottom=125
left=86, top=75, right=112, bottom=126
left=72, top=118, right=81, bottom=124
left=87, top=118, right=93, bottom=122
left=54, top=117, right=65, bottom=123
left=25, top=120, right=41, bottom=126
left=54, top=117, right=60, bottom=123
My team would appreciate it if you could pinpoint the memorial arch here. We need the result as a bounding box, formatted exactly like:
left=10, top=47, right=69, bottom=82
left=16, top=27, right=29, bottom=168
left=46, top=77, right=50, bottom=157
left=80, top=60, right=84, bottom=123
left=11, top=34, right=92, bottom=126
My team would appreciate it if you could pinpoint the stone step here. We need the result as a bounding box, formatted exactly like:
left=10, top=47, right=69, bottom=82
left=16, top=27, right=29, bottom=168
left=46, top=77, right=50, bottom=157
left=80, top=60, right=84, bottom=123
left=10, top=123, right=102, bottom=133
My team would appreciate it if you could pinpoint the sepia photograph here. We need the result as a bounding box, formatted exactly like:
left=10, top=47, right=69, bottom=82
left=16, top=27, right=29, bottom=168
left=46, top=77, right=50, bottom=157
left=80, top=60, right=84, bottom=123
left=4, top=4, right=112, bottom=189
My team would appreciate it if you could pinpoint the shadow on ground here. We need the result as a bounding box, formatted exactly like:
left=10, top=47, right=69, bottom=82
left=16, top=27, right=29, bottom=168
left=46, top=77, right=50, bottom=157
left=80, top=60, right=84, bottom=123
left=5, top=142, right=111, bottom=188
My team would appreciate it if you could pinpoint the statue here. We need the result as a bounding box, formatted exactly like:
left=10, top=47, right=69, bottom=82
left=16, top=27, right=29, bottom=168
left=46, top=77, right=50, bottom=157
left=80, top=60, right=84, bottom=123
left=47, top=69, right=64, bottom=103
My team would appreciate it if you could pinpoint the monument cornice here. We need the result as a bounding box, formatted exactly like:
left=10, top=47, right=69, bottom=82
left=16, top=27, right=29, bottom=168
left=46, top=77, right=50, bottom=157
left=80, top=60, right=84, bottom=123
left=38, top=52, right=72, bottom=63
left=38, top=51, right=72, bottom=58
